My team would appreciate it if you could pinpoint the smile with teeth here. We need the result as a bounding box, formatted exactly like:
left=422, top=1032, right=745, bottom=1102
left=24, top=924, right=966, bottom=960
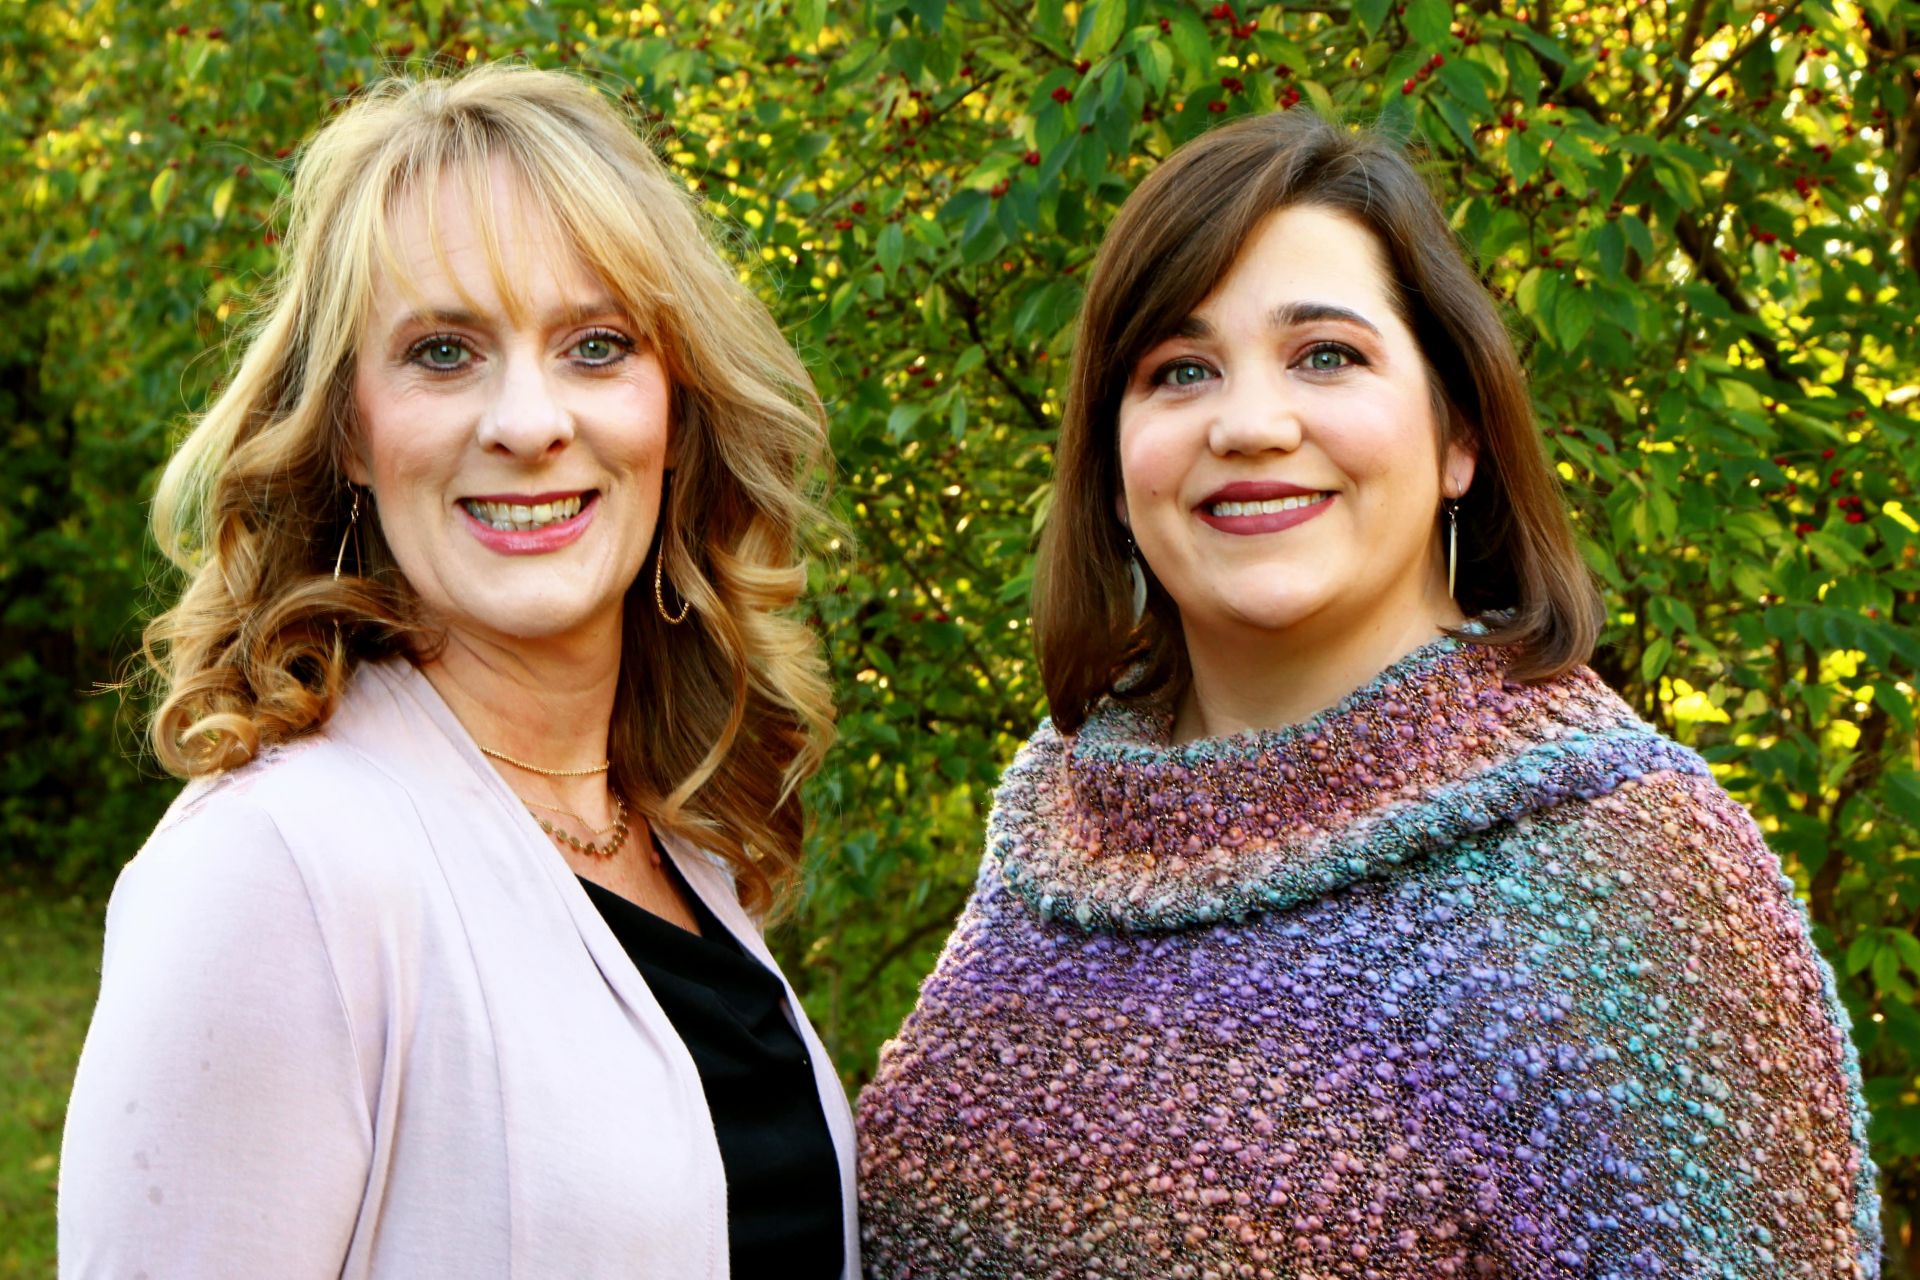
left=1206, top=492, right=1332, bottom=518
left=462, top=494, right=588, bottom=532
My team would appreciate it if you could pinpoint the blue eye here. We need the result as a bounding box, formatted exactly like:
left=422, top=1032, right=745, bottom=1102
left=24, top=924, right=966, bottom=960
left=1302, top=344, right=1358, bottom=372
left=412, top=337, right=470, bottom=370
left=570, top=330, right=633, bottom=366
left=1156, top=359, right=1216, bottom=388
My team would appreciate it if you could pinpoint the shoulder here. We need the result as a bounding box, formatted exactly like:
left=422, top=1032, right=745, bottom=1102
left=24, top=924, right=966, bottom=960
left=1518, top=765, right=1831, bottom=991
left=127, top=703, right=441, bottom=939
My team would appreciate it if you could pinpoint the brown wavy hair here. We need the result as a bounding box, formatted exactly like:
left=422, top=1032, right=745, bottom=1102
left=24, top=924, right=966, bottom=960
left=144, top=65, right=834, bottom=915
left=1034, top=109, right=1603, bottom=733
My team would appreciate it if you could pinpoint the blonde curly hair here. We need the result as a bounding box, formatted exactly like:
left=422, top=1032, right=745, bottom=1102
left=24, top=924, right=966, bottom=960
left=145, top=64, right=834, bottom=915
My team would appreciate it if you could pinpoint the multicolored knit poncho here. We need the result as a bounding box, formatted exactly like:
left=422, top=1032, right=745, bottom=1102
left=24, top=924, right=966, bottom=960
left=857, top=635, right=1881, bottom=1279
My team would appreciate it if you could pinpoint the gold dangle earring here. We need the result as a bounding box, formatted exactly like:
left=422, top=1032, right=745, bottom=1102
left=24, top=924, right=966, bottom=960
left=333, top=487, right=361, bottom=582
left=654, top=473, right=690, bottom=625
left=654, top=548, right=690, bottom=625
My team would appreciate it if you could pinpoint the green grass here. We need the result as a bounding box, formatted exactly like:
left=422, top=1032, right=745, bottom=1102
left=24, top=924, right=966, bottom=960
left=0, top=886, right=106, bottom=1278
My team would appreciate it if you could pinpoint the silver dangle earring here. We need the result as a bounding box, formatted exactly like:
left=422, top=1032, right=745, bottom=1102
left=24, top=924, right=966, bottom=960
left=1125, top=535, right=1148, bottom=624
left=332, top=487, right=361, bottom=582
left=1445, top=499, right=1459, bottom=598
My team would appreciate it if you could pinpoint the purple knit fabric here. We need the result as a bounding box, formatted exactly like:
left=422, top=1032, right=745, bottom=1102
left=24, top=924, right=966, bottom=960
left=857, top=636, right=1880, bottom=1278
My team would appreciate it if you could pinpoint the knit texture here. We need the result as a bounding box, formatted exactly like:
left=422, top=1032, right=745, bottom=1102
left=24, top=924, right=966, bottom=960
left=857, top=636, right=1881, bottom=1279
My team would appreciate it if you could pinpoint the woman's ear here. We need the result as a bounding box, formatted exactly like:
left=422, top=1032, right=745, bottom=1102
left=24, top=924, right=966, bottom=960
left=1442, top=444, right=1476, bottom=501
left=1114, top=493, right=1130, bottom=531
left=1441, top=413, right=1478, bottom=501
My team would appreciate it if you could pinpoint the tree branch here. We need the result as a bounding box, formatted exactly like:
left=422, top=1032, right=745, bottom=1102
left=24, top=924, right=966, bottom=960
left=943, top=279, right=1054, bottom=434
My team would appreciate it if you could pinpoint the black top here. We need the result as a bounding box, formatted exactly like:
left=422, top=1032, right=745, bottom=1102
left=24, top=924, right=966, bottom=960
left=576, top=851, right=844, bottom=1278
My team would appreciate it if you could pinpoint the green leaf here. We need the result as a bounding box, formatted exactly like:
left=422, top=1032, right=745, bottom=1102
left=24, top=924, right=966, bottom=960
left=1404, top=0, right=1451, bottom=46
left=1436, top=57, right=1494, bottom=111
left=1888, top=773, right=1920, bottom=825
left=149, top=168, right=176, bottom=214
left=1431, top=95, right=1478, bottom=152
left=1596, top=220, right=1625, bottom=278
left=1506, top=128, right=1542, bottom=186
left=1137, top=38, right=1173, bottom=94
left=1167, top=8, right=1213, bottom=85
left=210, top=174, right=237, bottom=223
left=1513, top=266, right=1544, bottom=317
left=1872, top=946, right=1915, bottom=1002
left=886, top=402, right=924, bottom=440
left=1845, top=931, right=1877, bottom=976
left=1892, top=930, right=1920, bottom=980
left=877, top=222, right=905, bottom=278
left=1868, top=683, right=1914, bottom=736
left=948, top=393, right=969, bottom=440
left=952, top=344, right=986, bottom=377
left=1077, top=0, right=1127, bottom=58
left=1641, top=635, right=1672, bottom=683
left=1553, top=282, right=1594, bottom=351
left=1355, top=0, right=1393, bottom=36
left=257, top=167, right=289, bottom=196
left=1619, top=213, right=1654, bottom=263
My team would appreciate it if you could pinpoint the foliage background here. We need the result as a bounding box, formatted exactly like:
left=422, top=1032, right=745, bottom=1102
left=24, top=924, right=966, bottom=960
left=4, top=0, right=1917, bottom=1272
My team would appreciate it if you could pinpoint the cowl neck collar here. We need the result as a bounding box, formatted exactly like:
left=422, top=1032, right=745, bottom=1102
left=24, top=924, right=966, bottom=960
left=992, top=633, right=1708, bottom=932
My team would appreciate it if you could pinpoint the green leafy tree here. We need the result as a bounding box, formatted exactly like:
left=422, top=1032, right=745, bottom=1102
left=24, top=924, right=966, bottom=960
left=4, top=0, right=1916, bottom=1271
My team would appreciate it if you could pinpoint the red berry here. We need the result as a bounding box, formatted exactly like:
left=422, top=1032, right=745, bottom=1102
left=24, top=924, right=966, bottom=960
left=1207, top=100, right=1227, bottom=113
left=1821, top=447, right=1835, bottom=460
left=1051, top=86, right=1072, bottom=103
left=175, top=24, right=189, bottom=36
left=1074, top=59, right=1090, bottom=74
left=1402, top=79, right=1416, bottom=94
left=833, top=218, right=853, bottom=230
left=1023, top=150, right=1040, bottom=165
left=1846, top=512, right=1866, bottom=524
left=1158, top=17, right=1171, bottom=32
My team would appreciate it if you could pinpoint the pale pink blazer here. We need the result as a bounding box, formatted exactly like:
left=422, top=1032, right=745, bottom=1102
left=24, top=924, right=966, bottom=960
left=59, top=659, right=859, bottom=1278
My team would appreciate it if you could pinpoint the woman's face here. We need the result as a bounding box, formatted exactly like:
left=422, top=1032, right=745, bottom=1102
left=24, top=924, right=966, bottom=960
left=350, top=162, right=670, bottom=653
left=1116, top=203, right=1474, bottom=652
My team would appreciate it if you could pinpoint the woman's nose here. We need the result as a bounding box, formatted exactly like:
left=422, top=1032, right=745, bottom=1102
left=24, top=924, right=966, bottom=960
left=476, top=353, right=573, bottom=458
left=1206, top=367, right=1305, bottom=457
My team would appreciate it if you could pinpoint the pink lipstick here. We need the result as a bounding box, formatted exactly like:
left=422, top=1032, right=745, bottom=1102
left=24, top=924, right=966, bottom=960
left=1194, top=481, right=1335, bottom=536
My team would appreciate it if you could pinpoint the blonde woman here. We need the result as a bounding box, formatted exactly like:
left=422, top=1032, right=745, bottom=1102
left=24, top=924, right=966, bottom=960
left=59, top=67, right=853, bottom=1277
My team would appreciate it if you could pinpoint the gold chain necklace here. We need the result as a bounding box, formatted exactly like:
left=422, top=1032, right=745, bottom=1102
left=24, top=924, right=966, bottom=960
left=528, top=792, right=631, bottom=859
left=523, top=797, right=621, bottom=837
left=479, top=745, right=610, bottom=777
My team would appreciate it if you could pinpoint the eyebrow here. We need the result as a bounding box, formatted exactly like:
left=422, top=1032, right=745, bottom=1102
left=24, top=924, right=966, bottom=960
left=387, top=299, right=627, bottom=335
left=1172, top=301, right=1383, bottom=339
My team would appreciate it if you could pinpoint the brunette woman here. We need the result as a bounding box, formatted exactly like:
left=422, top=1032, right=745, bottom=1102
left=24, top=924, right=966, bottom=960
left=857, top=110, right=1879, bottom=1278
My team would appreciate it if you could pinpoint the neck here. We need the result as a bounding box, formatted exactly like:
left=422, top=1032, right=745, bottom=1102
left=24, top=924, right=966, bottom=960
left=419, top=615, right=624, bottom=800
left=1174, top=583, right=1466, bottom=743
